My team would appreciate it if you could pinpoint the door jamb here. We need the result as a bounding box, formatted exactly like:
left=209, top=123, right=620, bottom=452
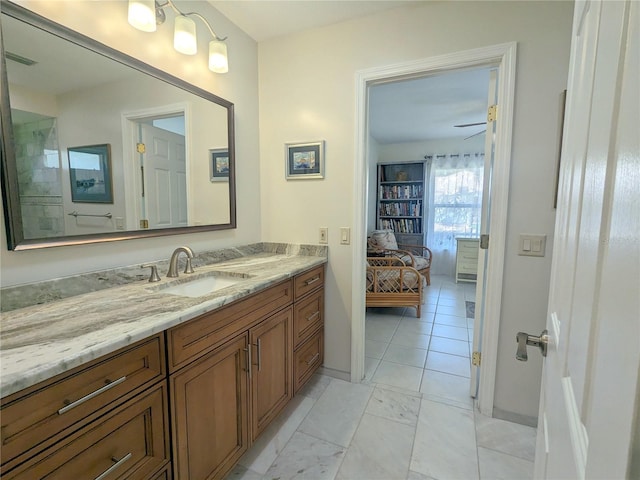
left=352, top=42, right=517, bottom=416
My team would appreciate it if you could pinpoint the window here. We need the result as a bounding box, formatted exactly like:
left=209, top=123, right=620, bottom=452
left=427, top=154, right=484, bottom=276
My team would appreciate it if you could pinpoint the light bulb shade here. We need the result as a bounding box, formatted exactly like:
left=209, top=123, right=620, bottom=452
left=128, top=0, right=156, bottom=32
left=208, top=40, right=228, bottom=73
left=174, top=16, right=197, bottom=55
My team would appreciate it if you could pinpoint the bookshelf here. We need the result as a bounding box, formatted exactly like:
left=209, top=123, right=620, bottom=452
left=376, top=161, right=426, bottom=246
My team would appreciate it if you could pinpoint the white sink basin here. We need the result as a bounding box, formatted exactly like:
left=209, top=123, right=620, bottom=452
left=157, top=274, right=248, bottom=298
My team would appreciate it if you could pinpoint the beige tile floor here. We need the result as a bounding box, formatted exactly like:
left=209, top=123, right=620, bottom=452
left=227, top=275, right=536, bottom=480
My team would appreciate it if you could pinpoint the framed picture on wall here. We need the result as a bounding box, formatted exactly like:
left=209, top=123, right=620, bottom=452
left=68, top=144, right=113, bottom=203
left=285, top=141, right=325, bottom=180
left=210, top=148, right=229, bottom=182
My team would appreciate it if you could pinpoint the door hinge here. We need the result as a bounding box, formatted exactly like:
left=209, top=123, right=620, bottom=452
left=487, top=104, right=497, bottom=123
left=472, top=351, right=482, bottom=366
left=480, top=234, right=489, bottom=249
left=136, top=142, right=146, bottom=154
left=140, top=219, right=149, bottom=229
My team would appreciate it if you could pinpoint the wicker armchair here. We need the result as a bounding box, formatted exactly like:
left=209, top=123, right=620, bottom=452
left=366, top=257, right=425, bottom=317
left=368, top=230, right=433, bottom=285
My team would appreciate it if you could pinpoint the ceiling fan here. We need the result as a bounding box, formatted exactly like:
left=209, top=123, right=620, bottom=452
left=454, top=121, right=487, bottom=140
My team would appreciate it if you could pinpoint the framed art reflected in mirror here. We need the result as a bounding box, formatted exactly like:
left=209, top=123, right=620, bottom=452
left=68, top=144, right=113, bottom=203
left=210, top=148, right=229, bottom=182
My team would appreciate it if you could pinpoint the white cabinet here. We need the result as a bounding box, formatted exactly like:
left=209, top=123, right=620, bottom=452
left=455, top=238, right=480, bottom=283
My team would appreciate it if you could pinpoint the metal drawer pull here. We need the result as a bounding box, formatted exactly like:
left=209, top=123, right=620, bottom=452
left=304, top=276, right=320, bottom=286
left=94, top=452, right=132, bottom=480
left=256, top=339, right=262, bottom=372
left=306, top=311, right=320, bottom=322
left=58, top=376, right=127, bottom=415
left=306, top=353, right=320, bottom=365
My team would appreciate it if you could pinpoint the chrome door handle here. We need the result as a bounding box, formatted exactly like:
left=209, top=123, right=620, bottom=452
left=516, top=330, right=549, bottom=361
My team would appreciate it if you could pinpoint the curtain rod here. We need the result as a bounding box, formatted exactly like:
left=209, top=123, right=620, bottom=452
left=423, top=152, right=484, bottom=160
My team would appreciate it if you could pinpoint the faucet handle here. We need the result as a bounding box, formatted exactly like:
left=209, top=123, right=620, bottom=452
left=141, top=264, right=161, bottom=283
left=184, top=257, right=194, bottom=274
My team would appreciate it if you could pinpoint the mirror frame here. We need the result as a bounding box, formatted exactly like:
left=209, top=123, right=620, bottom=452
left=0, top=2, right=236, bottom=251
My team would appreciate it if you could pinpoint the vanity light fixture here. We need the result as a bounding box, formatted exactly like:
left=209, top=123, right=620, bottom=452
left=127, top=0, right=228, bottom=73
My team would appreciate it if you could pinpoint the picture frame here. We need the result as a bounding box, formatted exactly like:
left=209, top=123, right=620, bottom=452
left=210, top=148, right=229, bottom=182
left=285, top=141, right=324, bottom=180
left=68, top=144, right=113, bottom=203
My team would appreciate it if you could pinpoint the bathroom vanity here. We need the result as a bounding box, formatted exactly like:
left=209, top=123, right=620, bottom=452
left=0, top=244, right=326, bottom=480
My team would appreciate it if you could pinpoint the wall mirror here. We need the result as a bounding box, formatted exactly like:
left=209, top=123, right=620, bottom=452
left=0, top=2, right=236, bottom=250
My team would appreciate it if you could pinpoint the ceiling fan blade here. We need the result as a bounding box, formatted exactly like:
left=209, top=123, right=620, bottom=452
left=454, top=122, right=487, bottom=128
left=464, top=129, right=487, bottom=140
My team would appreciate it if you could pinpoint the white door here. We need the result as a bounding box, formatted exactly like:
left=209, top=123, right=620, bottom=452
left=140, top=123, right=188, bottom=229
left=533, top=1, right=639, bottom=478
left=470, top=68, right=498, bottom=397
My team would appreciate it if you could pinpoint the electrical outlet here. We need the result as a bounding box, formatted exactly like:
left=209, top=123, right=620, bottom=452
left=319, top=227, right=328, bottom=244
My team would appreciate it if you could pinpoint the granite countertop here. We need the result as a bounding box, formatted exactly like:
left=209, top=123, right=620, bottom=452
left=0, top=243, right=327, bottom=398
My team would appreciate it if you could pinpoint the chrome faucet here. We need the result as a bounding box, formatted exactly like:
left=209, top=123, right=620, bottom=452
left=167, top=246, right=195, bottom=278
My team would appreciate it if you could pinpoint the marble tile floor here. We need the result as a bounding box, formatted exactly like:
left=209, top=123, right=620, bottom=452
left=226, top=275, right=537, bottom=480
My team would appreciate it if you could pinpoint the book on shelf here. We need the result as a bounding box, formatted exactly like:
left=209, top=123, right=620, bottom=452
left=378, top=184, right=423, bottom=200
left=378, top=200, right=422, bottom=217
left=378, top=218, right=422, bottom=234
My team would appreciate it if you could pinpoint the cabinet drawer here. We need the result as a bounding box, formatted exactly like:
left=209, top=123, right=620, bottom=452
left=293, top=330, right=324, bottom=394
left=1, top=335, right=165, bottom=471
left=4, top=383, right=170, bottom=480
left=457, top=240, right=479, bottom=254
left=293, top=289, right=324, bottom=348
left=458, top=259, right=478, bottom=273
left=294, top=265, right=324, bottom=300
left=457, top=262, right=478, bottom=274
left=459, top=251, right=479, bottom=261
left=168, top=280, right=293, bottom=372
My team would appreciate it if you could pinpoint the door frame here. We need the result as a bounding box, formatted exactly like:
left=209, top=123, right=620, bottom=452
left=121, top=102, right=191, bottom=231
left=352, top=42, right=517, bottom=416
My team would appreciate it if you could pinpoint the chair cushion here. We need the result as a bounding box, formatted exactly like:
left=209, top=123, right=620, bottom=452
left=370, top=229, right=398, bottom=250
left=401, top=254, right=431, bottom=270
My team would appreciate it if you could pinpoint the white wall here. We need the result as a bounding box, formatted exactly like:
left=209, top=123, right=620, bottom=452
left=258, top=1, right=573, bottom=422
left=1, top=0, right=260, bottom=287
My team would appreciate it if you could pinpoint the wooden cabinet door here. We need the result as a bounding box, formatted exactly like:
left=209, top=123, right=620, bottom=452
left=170, top=334, right=249, bottom=480
left=249, top=307, right=293, bottom=440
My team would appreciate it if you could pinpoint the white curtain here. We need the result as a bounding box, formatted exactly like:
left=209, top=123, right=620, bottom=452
left=426, top=153, right=484, bottom=277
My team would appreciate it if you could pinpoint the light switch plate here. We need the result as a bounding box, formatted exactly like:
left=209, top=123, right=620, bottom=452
left=340, top=227, right=350, bottom=245
left=518, top=234, right=546, bottom=257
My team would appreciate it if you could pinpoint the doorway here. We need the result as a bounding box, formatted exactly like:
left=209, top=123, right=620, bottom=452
left=122, top=104, right=191, bottom=231
left=352, top=43, right=517, bottom=416
left=363, top=67, right=490, bottom=400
